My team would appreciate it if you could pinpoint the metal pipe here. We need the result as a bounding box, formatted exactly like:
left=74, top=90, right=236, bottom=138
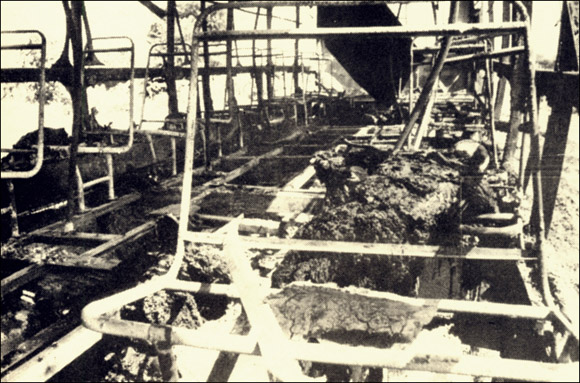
left=409, top=38, right=414, bottom=143
left=1, top=31, right=46, bottom=179
left=293, top=5, right=300, bottom=93
left=200, top=22, right=525, bottom=42
left=518, top=113, right=528, bottom=190
left=146, top=133, right=158, bottom=162
left=171, top=137, right=177, bottom=176
left=302, top=62, right=307, bottom=126
left=266, top=7, right=274, bottom=102
left=106, top=154, right=115, bottom=200
left=485, top=40, right=499, bottom=168
left=184, top=231, right=534, bottom=261
left=413, top=43, right=487, bottom=54
left=444, top=45, right=524, bottom=63
left=460, top=222, right=522, bottom=237
left=201, top=0, right=213, bottom=170
left=83, top=175, right=109, bottom=189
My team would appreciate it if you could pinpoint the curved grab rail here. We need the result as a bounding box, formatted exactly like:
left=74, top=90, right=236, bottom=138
left=1, top=30, right=46, bottom=179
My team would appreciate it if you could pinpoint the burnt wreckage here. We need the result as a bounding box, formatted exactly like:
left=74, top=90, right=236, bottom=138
left=1, top=1, right=579, bottom=382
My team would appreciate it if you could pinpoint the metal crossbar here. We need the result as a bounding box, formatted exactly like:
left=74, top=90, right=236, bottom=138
left=81, top=1, right=578, bottom=381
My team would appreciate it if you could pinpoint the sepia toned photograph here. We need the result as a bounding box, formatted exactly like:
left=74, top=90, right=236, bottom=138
left=1, top=1, right=578, bottom=382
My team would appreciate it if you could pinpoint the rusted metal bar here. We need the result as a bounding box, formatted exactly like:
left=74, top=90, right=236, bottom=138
left=0, top=65, right=305, bottom=83
left=414, top=43, right=486, bottom=54
left=1, top=31, right=46, bottom=180
left=394, top=1, right=459, bottom=154
left=444, top=45, right=524, bottom=63
left=200, top=22, right=525, bottom=42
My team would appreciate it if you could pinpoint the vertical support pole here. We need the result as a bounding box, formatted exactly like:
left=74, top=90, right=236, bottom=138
left=201, top=0, right=213, bottom=169
left=485, top=44, right=499, bottom=168
left=75, top=166, right=86, bottom=212
left=266, top=7, right=274, bottom=103
left=166, top=0, right=178, bottom=115
left=502, top=1, right=531, bottom=175
left=226, top=4, right=242, bottom=149
left=293, top=6, right=300, bottom=94
left=171, top=137, right=177, bottom=176
left=330, top=60, right=333, bottom=94
left=106, top=153, right=115, bottom=200
left=317, top=55, right=322, bottom=96
left=65, top=1, right=84, bottom=232
left=408, top=40, right=414, bottom=125
left=7, top=181, right=20, bottom=237
left=167, top=15, right=203, bottom=279
left=302, top=63, right=307, bottom=126
left=282, top=55, right=287, bottom=98
left=518, top=112, right=528, bottom=190
left=251, top=7, right=266, bottom=126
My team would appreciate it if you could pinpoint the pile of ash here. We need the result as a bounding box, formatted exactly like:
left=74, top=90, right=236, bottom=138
left=272, top=145, right=498, bottom=296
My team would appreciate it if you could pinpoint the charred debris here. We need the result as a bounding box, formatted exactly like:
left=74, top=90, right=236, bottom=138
left=1, top=1, right=579, bottom=382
